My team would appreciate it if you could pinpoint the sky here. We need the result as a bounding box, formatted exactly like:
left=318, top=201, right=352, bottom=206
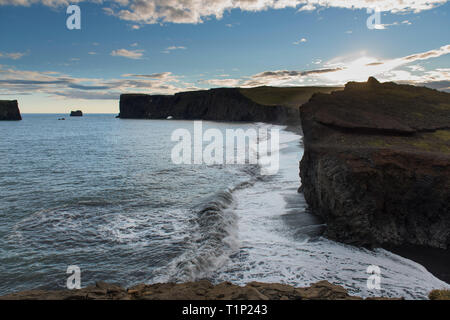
left=0, top=0, right=449, bottom=113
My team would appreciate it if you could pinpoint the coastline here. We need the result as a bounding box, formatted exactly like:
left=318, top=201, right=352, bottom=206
left=0, top=118, right=448, bottom=299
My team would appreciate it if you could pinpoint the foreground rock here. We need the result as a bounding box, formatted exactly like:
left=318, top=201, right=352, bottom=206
left=0, top=100, right=21, bottom=120
left=0, top=280, right=399, bottom=300
left=118, top=87, right=338, bottom=124
left=300, top=77, right=450, bottom=249
left=429, top=289, right=450, bottom=300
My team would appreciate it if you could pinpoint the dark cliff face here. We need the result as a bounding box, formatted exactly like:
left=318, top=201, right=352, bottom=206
left=119, top=88, right=295, bottom=124
left=300, top=78, right=450, bottom=249
left=70, top=110, right=83, bottom=117
left=0, top=100, right=21, bottom=120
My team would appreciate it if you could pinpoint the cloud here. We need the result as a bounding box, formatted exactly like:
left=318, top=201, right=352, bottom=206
left=402, top=45, right=450, bottom=62
left=105, top=0, right=448, bottom=24
left=372, top=19, right=414, bottom=30
left=316, top=45, right=450, bottom=85
left=1, top=44, right=449, bottom=101
left=1, top=1, right=446, bottom=24
left=203, top=44, right=450, bottom=88
left=0, top=51, right=27, bottom=60
left=198, top=78, right=241, bottom=87
left=298, top=4, right=316, bottom=12
left=293, top=38, right=307, bottom=45
left=110, top=48, right=144, bottom=59
left=162, top=46, right=186, bottom=54
left=121, top=72, right=174, bottom=79
left=167, top=46, right=186, bottom=50
left=0, top=65, right=190, bottom=100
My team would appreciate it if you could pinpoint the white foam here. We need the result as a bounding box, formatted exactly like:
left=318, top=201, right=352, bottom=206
left=210, top=126, right=449, bottom=299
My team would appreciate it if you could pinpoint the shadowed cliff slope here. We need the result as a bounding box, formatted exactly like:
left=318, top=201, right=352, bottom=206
left=0, top=100, right=21, bottom=120
left=300, top=77, right=450, bottom=250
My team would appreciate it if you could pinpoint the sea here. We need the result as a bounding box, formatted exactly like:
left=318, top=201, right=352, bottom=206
left=0, top=114, right=448, bottom=299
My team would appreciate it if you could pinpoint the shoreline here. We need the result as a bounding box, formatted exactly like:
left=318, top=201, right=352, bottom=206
left=283, top=122, right=450, bottom=287
left=1, top=117, right=448, bottom=299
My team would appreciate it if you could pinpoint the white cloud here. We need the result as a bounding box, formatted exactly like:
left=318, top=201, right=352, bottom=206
left=0, top=51, right=27, bottom=60
left=298, top=4, right=316, bottom=11
left=204, top=44, right=450, bottom=88
left=166, top=46, right=186, bottom=50
left=293, top=38, right=307, bottom=45
left=198, top=78, right=242, bottom=87
left=1, top=0, right=447, bottom=24
left=105, top=0, right=449, bottom=24
left=1, top=44, right=449, bottom=100
left=110, top=48, right=144, bottom=59
left=162, top=46, right=187, bottom=54
left=0, top=66, right=190, bottom=99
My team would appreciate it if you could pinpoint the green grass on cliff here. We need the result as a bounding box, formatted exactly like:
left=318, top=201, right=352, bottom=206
left=364, top=130, right=450, bottom=154
left=239, top=86, right=341, bottom=108
left=429, top=289, right=450, bottom=300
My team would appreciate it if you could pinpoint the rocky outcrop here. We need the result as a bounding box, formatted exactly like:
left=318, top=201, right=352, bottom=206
left=119, top=88, right=297, bottom=124
left=70, top=110, right=83, bottom=117
left=429, top=289, right=450, bottom=300
left=0, top=280, right=399, bottom=300
left=300, top=77, right=450, bottom=249
left=0, top=100, right=21, bottom=120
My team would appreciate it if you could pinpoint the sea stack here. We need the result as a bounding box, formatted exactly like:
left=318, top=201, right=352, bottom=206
left=0, top=100, right=22, bottom=120
left=300, top=77, right=450, bottom=249
left=70, top=110, right=83, bottom=117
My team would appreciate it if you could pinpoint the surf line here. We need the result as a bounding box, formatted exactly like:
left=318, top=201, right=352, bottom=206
left=171, top=120, right=280, bottom=175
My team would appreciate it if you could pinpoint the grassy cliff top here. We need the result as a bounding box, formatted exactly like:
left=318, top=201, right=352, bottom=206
left=239, top=86, right=342, bottom=108
left=301, top=78, right=450, bottom=155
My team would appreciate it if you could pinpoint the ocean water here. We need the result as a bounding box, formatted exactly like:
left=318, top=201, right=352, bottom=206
left=0, top=114, right=448, bottom=299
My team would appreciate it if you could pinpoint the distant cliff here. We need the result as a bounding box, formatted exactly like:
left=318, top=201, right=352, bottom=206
left=300, top=77, right=450, bottom=249
left=0, top=100, right=21, bottom=120
left=118, top=87, right=339, bottom=124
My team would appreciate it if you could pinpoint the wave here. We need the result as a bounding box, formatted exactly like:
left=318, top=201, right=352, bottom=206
left=151, top=135, right=269, bottom=282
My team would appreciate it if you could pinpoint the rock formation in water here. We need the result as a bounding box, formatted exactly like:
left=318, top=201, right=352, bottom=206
left=70, top=110, right=83, bottom=117
left=300, top=77, right=450, bottom=249
left=0, top=100, right=21, bottom=120
left=0, top=280, right=400, bottom=300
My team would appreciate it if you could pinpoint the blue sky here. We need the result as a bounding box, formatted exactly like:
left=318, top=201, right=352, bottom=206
left=0, top=0, right=449, bottom=113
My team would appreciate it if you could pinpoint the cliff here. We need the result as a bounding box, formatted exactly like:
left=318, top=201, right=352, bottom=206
left=0, top=280, right=398, bottom=300
left=118, top=86, right=339, bottom=124
left=300, top=77, right=450, bottom=249
left=0, top=100, right=21, bottom=120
